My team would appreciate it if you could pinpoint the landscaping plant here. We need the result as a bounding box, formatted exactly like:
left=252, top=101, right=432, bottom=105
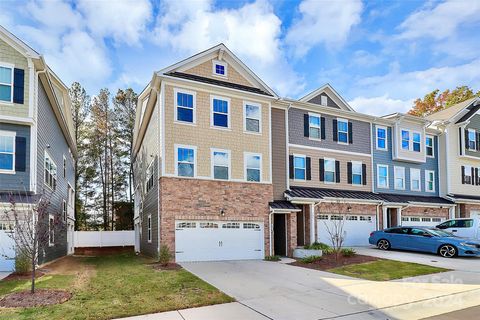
left=340, top=248, right=356, bottom=257
left=264, top=255, right=281, bottom=262
left=300, top=255, right=323, bottom=264
left=159, top=244, right=172, bottom=266
left=305, top=242, right=333, bottom=254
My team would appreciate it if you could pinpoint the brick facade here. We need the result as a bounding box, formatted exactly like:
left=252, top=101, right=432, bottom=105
left=459, top=204, right=480, bottom=218
left=401, top=206, right=449, bottom=217
left=286, top=213, right=297, bottom=256
left=159, top=177, right=273, bottom=259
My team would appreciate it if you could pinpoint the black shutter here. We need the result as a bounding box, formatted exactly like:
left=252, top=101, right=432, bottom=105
left=306, top=157, right=311, bottom=180
left=459, top=128, right=463, bottom=155
left=319, top=159, right=325, bottom=181
left=335, top=161, right=341, bottom=183
left=472, top=167, right=475, bottom=185
left=477, top=132, right=480, bottom=151
left=332, top=119, right=338, bottom=142
left=13, top=68, right=24, bottom=104
left=320, top=117, right=326, bottom=140
left=475, top=168, right=479, bottom=186
left=461, top=166, right=465, bottom=184
left=348, top=122, right=353, bottom=144
left=304, top=114, right=309, bottom=137
left=465, top=129, right=470, bottom=150
left=362, top=164, right=367, bottom=185
left=15, top=137, right=27, bottom=172
left=289, top=155, right=294, bottom=179
left=347, top=162, right=352, bottom=184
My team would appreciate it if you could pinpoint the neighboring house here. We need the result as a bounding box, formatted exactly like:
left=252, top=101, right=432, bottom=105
left=0, top=26, right=76, bottom=272
left=428, top=98, right=480, bottom=218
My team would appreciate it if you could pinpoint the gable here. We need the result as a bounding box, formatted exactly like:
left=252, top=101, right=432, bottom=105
left=307, top=92, right=340, bottom=109
left=183, top=58, right=253, bottom=87
left=300, top=84, right=354, bottom=112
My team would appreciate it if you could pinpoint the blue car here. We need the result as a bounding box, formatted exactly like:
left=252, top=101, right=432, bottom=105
left=369, top=227, right=480, bottom=258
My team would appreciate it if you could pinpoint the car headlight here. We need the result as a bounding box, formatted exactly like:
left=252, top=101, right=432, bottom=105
left=460, top=242, right=477, bottom=248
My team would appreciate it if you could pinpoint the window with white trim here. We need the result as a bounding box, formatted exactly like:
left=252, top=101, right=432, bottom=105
left=464, top=165, right=473, bottom=184
left=294, top=155, right=306, bottom=180
left=147, top=215, right=152, bottom=243
left=394, top=166, right=405, bottom=190
left=176, top=146, right=195, bottom=177
left=324, top=158, right=336, bottom=183
left=63, top=155, right=66, bottom=178
left=337, top=119, right=348, bottom=143
left=44, top=151, right=57, bottom=190
left=401, top=130, right=410, bottom=150
left=212, top=149, right=230, bottom=180
left=309, top=113, right=321, bottom=139
left=376, top=126, right=387, bottom=150
left=0, top=132, right=15, bottom=172
left=146, top=161, right=154, bottom=192
left=0, top=64, right=13, bottom=103
left=175, top=90, right=195, bottom=123
left=245, top=153, right=261, bottom=182
left=410, top=168, right=421, bottom=191
left=426, top=170, right=435, bottom=192
left=377, top=165, right=389, bottom=188
left=320, top=95, right=328, bottom=106
left=49, top=215, right=55, bottom=246
left=413, top=132, right=421, bottom=152
left=352, top=161, right=362, bottom=185
left=244, top=102, right=261, bottom=133
left=62, top=200, right=67, bottom=222
left=468, top=129, right=477, bottom=150
left=211, top=97, right=229, bottom=128
left=426, top=136, right=434, bottom=157
left=212, top=60, right=227, bottom=77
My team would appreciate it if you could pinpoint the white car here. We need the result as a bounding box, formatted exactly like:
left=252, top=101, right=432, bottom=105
left=436, top=218, right=480, bottom=239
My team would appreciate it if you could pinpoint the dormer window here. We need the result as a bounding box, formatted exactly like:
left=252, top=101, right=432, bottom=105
left=401, top=130, right=410, bottom=150
left=212, top=60, right=227, bottom=77
left=413, top=132, right=421, bottom=152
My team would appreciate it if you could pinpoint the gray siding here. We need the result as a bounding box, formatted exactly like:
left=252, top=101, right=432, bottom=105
left=0, top=123, right=30, bottom=191
left=465, top=114, right=480, bottom=158
left=307, top=93, right=340, bottom=109
left=372, top=125, right=439, bottom=196
left=288, top=107, right=371, bottom=154
left=36, top=82, right=75, bottom=264
left=271, top=108, right=287, bottom=200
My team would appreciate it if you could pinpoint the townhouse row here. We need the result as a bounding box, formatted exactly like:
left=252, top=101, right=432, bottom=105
left=132, top=44, right=480, bottom=261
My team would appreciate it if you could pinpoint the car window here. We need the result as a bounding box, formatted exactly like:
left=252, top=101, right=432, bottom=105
left=387, top=227, right=409, bottom=234
left=457, top=220, right=474, bottom=228
left=428, top=229, right=455, bottom=237
left=438, top=220, right=455, bottom=228
left=409, top=228, right=427, bottom=236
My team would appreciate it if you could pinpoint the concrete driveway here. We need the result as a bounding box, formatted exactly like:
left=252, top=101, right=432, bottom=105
left=181, top=259, right=480, bottom=320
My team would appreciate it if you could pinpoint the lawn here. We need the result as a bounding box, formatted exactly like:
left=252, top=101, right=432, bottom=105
left=0, top=253, right=233, bottom=320
left=328, top=259, right=449, bottom=281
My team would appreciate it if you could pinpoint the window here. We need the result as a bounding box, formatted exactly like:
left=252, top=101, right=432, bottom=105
left=212, top=60, right=227, bottom=77
left=177, top=222, right=196, bottom=228
left=212, top=149, right=230, bottom=180
left=175, top=90, right=195, bottom=123
left=62, top=200, right=67, bottom=222
left=0, top=132, right=15, bottom=172
left=464, top=165, right=473, bottom=184
left=308, top=113, right=321, bottom=139
left=200, top=222, right=219, bottom=228
left=377, top=165, right=389, bottom=188
left=376, top=126, right=387, bottom=150
left=63, top=155, right=66, bottom=178
left=352, top=162, right=362, bottom=185
left=0, top=64, right=13, bottom=103
left=318, top=214, right=329, bottom=220
left=413, top=132, right=421, bottom=152
left=394, top=166, right=405, bottom=190
left=426, top=170, right=435, bottom=192
left=243, top=223, right=260, bottom=229
left=324, top=158, right=336, bottom=183
left=49, top=215, right=55, bottom=246
left=359, top=216, right=372, bottom=222
left=146, top=161, right=154, bottom=192
left=401, top=130, right=410, bottom=150
left=468, top=129, right=477, bottom=150
left=337, top=119, right=349, bottom=143
left=426, top=136, right=434, bottom=157
left=211, top=97, right=230, bottom=128
left=222, top=222, right=240, bottom=229
left=147, top=215, right=152, bottom=242
left=410, top=168, right=421, bottom=191
left=176, top=146, right=195, bottom=177
left=293, top=155, right=306, bottom=180
left=320, top=95, right=328, bottom=106
left=346, top=216, right=358, bottom=221
left=244, top=102, right=261, bottom=133
left=245, top=153, right=261, bottom=182
left=44, top=152, right=57, bottom=190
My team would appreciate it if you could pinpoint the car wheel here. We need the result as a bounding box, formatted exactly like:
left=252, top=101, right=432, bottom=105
left=438, top=244, right=457, bottom=258
left=377, top=239, right=390, bottom=250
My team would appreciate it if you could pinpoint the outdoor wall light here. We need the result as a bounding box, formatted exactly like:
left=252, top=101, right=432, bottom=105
left=347, top=206, right=352, bottom=212
left=220, top=209, right=225, bottom=216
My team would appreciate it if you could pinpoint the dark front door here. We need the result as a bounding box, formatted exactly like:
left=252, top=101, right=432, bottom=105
left=274, top=214, right=287, bottom=256
left=387, top=208, right=398, bottom=228
left=296, top=211, right=305, bottom=246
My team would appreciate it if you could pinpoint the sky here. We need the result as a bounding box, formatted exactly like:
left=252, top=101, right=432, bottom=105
left=1, top=0, right=479, bottom=116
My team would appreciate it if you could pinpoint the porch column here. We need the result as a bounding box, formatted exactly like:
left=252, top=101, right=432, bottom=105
left=382, top=206, right=388, bottom=229
left=397, top=207, right=402, bottom=226
left=309, top=203, right=315, bottom=244
left=448, top=206, right=455, bottom=219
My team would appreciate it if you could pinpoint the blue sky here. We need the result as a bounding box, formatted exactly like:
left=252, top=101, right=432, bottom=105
left=1, top=0, right=479, bottom=115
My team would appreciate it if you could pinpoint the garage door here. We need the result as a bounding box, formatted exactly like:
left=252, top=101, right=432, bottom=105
left=401, top=216, right=444, bottom=227
left=0, top=222, right=15, bottom=272
left=317, top=214, right=376, bottom=247
left=175, top=221, right=264, bottom=262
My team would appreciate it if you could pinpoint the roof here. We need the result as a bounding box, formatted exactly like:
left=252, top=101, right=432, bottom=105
left=0, top=192, right=39, bottom=205
left=285, top=186, right=453, bottom=205
left=299, top=83, right=355, bottom=112
left=448, top=194, right=480, bottom=202
left=166, top=72, right=273, bottom=96
left=269, top=200, right=301, bottom=211
left=456, top=102, right=480, bottom=124
left=426, top=97, right=478, bottom=122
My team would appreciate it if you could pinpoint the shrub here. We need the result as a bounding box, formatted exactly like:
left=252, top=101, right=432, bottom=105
left=341, top=248, right=356, bottom=257
left=158, top=245, right=172, bottom=266
left=264, top=255, right=281, bottom=262
left=300, top=255, right=323, bottom=264
left=304, top=242, right=333, bottom=254
left=15, top=251, right=31, bottom=274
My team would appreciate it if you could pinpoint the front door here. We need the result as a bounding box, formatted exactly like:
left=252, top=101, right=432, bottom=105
left=274, top=214, right=287, bottom=256
left=387, top=208, right=398, bottom=228
left=296, top=211, right=305, bottom=246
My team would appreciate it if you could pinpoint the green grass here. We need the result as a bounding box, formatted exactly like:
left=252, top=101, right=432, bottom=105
left=0, top=253, right=233, bottom=320
left=328, top=259, right=449, bottom=281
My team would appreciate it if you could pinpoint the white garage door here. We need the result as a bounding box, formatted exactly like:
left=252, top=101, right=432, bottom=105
left=0, top=223, right=15, bottom=272
left=175, top=221, right=264, bottom=262
left=317, top=214, right=376, bottom=247
left=401, top=216, right=444, bottom=227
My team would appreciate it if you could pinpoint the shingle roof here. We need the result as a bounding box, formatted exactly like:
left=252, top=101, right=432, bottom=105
left=379, top=193, right=453, bottom=204
left=269, top=201, right=301, bottom=211
left=165, top=72, right=273, bottom=96
left=456, top=103, right=480, bottom=124
left=426, top=97, right=477, bottom=122
left=449, top=194, right=480, bottom=201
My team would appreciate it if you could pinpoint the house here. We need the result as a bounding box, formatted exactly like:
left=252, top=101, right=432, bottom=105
left=427, top=98, right=480, bottom=218
left=0, top=26, right=76, bottom=272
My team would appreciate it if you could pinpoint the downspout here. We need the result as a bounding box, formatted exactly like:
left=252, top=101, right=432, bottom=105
left=269, top=209, right=273, bottom=256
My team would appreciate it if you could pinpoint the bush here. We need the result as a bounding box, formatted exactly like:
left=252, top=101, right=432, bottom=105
left=341, top=248, right=356, bottom=257
left=15, top=251, right=30, bottom=274
left=264, top=255, right=281, bottom=262
left=158, top=245, right=172, bottom=266
left=304, top=242, right=333, bottom=254
left=300, top=255, right=323, bottom=264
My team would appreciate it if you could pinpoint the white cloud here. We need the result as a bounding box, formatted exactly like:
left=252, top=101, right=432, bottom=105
left=26, top=0, right=82, bottom=30
left=285, top=0, right=363, bottom=57
left=350, top=50, right=382, bottom=68
left=398, top=0, right=480, bottom=40
left=349, top=95, right=414, bottom=116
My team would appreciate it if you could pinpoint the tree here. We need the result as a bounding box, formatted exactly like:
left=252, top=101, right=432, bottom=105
left=408, top=86, right=480, bottom=117
left=322, top=201, right=347, bottom=262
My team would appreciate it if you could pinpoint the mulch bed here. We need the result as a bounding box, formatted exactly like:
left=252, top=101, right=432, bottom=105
left=150, top=262, right=182, bottom=271
left=289, top=254, right=379, bottom=271
left=2, top=271, right=45, bottom=282
left=0, top=289, right=71, bottom=308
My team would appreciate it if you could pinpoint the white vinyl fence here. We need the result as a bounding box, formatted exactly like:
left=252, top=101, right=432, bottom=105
left=74, top=231, right=135, bottom=248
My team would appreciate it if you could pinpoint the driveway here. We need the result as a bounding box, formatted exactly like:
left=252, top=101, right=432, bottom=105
left=181, top=260, right=480, bottom=320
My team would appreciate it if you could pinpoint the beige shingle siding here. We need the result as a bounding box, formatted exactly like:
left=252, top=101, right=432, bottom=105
left=0, top=38, right=30, bottom=118
left=183, top=59, right=253, bottom=87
